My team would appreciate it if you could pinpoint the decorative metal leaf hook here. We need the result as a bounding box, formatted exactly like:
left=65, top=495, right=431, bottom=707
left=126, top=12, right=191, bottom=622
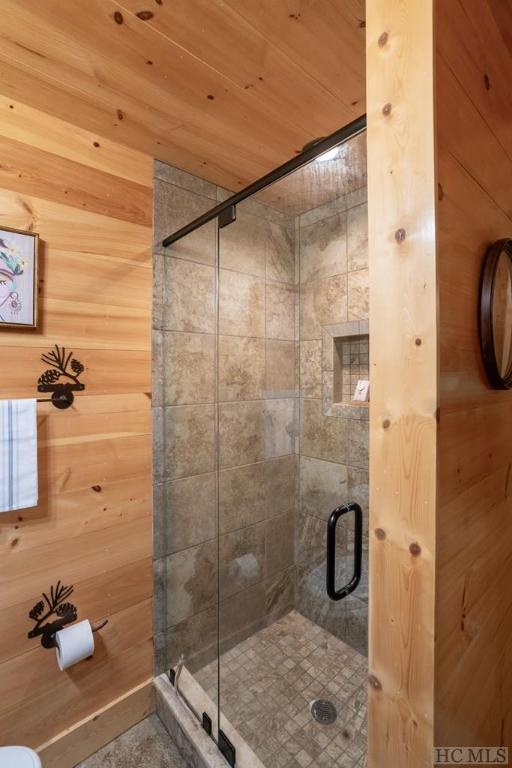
left=27, top=581, right=77, bottom=648
left=37, top=344, right=86, bottom=409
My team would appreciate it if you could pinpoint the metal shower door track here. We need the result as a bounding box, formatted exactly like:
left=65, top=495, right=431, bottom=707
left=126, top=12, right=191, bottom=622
left=161, top=113, right=367, bottom=247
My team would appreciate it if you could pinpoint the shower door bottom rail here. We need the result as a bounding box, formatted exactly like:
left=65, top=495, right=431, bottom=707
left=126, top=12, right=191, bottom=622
left=167, top=663, right=237, bottom=767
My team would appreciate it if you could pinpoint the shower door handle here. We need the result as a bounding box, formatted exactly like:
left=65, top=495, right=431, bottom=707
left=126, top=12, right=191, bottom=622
left=326, top=502, right=363, bottom=601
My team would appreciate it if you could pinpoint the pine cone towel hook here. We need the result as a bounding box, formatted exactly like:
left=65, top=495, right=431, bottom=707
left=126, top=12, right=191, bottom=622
left=37, top=344, right=86, bottom=409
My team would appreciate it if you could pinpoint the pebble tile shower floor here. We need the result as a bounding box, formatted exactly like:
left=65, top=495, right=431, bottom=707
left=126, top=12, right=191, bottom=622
left=195, top=610, right=368, bottom=768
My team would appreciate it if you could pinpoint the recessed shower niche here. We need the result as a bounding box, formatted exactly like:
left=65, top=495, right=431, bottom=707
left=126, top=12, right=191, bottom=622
left=322, top=320, right=370, bottom=419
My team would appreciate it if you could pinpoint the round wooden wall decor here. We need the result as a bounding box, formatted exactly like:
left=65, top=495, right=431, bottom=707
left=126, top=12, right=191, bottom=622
left=479, top=238, right=512, bottom=389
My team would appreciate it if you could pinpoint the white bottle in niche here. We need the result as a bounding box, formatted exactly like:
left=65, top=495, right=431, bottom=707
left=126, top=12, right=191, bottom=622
left=353, top=379, right=370, bottom=402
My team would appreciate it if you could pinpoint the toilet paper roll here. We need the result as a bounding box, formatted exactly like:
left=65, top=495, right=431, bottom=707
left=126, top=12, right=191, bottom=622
left=55, top=620, right=94, bottom=670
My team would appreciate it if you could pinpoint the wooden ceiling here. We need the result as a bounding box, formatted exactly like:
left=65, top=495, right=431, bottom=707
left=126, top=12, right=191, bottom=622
left=0, top=0, right=366, bottom=190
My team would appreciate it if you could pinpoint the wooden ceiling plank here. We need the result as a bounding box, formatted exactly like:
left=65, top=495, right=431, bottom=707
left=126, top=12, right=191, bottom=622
left=113, top=0, right=353, bottom=137
left=0, top=95, right=152, bottom=187
left=0, top=0, right=366, bottom=190
left=0, top=32, right=270, bottom=173
left=0, top=21, right=272, bottom=189
left=223, top=0, right=366, bottom=113
left=0, top=55, right=264, bottom=189
left=0, top=59, right=187, bottom=176
left=1, top=0, right=316, bottom=168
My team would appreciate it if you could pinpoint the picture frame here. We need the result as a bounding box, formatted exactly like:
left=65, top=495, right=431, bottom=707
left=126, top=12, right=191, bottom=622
left=0, top=225, right=39, bottom=329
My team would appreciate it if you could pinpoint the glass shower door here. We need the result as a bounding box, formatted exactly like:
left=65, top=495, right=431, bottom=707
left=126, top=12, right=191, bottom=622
left=159, top=130, right=369, bottom=767
left=217, top=195, right=298, bottom=764
left=210, top=133, right=369, bottom=768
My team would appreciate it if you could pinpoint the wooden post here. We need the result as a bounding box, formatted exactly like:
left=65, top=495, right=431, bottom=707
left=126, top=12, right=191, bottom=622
left=367, top=1, right=437, bottom=765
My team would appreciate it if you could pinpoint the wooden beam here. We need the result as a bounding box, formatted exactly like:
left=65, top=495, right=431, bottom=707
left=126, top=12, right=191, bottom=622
left=366, top=0, right=437, bottom=765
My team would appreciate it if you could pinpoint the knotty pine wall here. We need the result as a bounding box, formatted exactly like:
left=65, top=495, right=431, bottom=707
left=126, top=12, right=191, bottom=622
left=367, top=1, right=437, bottom=766
left=0, top=97, right=154, bottom=762
left=368, top=0, right=512, bottom=763
left=436, top=0, right=512, bottom=749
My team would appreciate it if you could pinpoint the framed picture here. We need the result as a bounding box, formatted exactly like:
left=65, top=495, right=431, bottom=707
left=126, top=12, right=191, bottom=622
left=0, top=225, right=38, bottom=329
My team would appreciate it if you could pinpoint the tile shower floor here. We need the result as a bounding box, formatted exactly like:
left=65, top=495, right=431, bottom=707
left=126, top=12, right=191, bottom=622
left=195, top=610, right=368, bottom=768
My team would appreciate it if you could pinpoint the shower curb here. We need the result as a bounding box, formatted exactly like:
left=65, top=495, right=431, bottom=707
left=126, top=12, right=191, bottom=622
left=155, top=672, right=266, bottom=768
left=155, top=675, right=226, bottom=768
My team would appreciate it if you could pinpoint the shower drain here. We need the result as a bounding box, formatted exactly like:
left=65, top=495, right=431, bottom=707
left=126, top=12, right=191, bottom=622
left=310, top=698, right=338, bottom=725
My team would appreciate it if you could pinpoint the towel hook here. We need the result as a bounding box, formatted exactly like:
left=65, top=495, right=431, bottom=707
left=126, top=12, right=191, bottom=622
left=36, top=344, right=86, bottom=409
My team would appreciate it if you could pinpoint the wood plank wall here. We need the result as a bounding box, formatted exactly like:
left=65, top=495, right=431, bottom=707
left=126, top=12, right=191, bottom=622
left=367, top=1, right=437, bottom=766
left=435, top=0, right=512, bottom=749
left=0, top=97, right=154, bottom=756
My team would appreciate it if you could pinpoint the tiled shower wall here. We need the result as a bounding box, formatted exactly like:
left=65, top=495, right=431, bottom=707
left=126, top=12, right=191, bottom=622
left=296, top=188, right=369, bottom=655
left=152, top=161, right=299, bottom=674
left=152, top=163, right=218, bottom=673
left=152, top=158, right=369, bottom=673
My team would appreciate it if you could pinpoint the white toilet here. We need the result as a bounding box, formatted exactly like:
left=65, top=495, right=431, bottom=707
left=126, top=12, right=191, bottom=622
left=0, top=747, right=41, bottom=767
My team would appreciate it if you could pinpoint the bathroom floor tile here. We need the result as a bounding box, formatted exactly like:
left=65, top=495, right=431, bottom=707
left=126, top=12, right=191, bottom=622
left=195, top=610, right=367, bottom=768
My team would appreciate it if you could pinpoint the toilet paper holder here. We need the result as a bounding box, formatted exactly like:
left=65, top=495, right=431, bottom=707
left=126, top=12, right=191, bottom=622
left=38, top=617, right=109, bottom=649
left=27, top=580, right=108, bottom=649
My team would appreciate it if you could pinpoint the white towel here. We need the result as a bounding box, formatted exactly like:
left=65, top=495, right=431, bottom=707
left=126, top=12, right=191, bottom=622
left=0, top=399, right=38, bottom=512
